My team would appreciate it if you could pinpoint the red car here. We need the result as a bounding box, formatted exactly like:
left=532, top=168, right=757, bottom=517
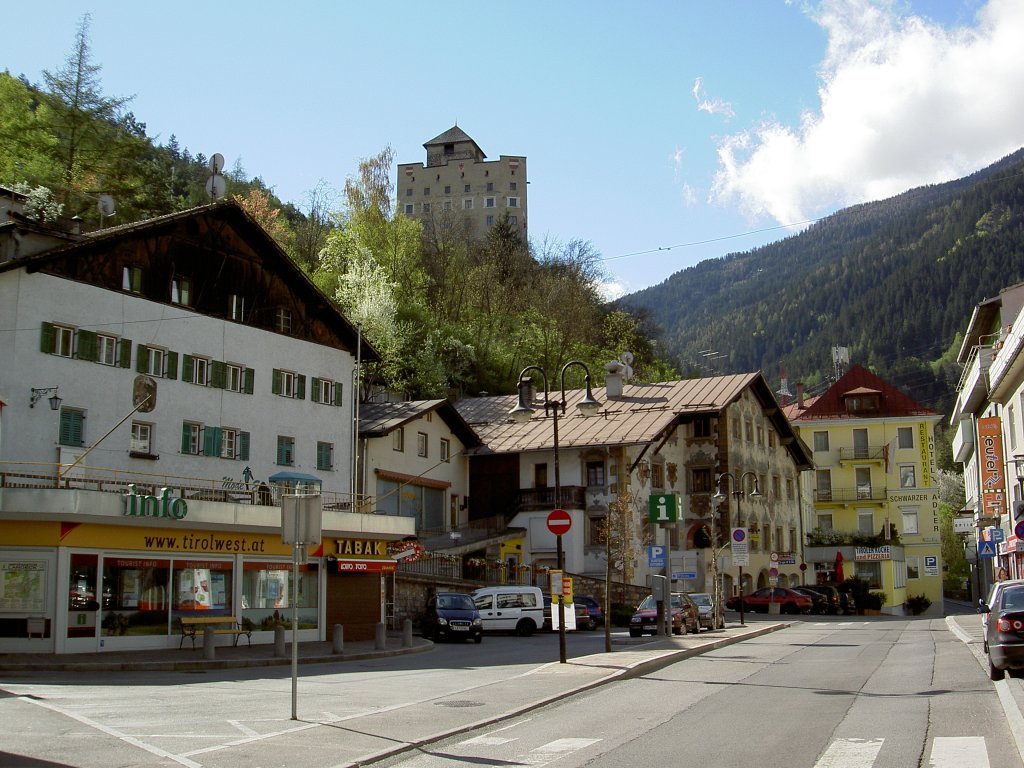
left=726, top=587, right=813, bottom=614
left=629, top=593, right=700, bottom=636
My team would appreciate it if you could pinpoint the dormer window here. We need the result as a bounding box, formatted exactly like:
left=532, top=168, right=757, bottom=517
left=843, top=390, right=880, bottom=413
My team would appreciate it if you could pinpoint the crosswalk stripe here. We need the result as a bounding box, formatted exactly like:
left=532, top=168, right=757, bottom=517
left=459, top=735, right=516, bottom=746
left=519, top=738, right=601, bottom=766
left=814, top=738, right=884, bottom=768
left=929, top=737, right=988, bottom=768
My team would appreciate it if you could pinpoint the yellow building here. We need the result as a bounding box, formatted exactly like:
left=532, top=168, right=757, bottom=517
left=789, top=365, right=944, bottom=615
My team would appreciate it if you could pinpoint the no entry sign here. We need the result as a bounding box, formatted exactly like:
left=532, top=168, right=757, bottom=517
left=547, top=508, right=572, bottom=536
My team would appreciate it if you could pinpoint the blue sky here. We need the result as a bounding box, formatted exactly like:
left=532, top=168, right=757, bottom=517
left=6, top=1, right=1023, bottom=296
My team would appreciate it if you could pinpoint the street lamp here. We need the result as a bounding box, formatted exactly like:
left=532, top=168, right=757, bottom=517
left=30, top=386, right=62, bottom=410
left=510, top=360, right=601, bottom=664
left=713, top=471, right=761, bottom=626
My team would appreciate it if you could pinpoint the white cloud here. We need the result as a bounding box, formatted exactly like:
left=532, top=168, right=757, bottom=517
left=710, top=0, right=1024, bottom=224
left=692, top=77, right=735, bottom=119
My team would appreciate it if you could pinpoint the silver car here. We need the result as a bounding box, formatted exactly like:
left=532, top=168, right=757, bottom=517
left=688, top=592, right=722, bottom=630
left=979, top=581, right=1024, bottom=680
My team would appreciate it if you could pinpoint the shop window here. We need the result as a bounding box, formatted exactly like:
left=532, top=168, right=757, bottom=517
left=68, top=553, right=99, bottom=639
left=242, top=561, right=318, bottom=629
left=173, top=561, right=232, bottom=612
left=101, top=557, right=171, bottom=637
left=855, top=561, right=883, bottom=589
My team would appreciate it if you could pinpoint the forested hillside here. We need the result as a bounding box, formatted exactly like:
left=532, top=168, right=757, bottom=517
left=618, top=149, right=1024, bottom=416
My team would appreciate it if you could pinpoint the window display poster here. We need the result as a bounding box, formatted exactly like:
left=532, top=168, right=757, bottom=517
left=177, top=568, right=212, bottom=610
left=0, top=560, right=47, bottom=612
left=120, top=570, right=141, bottom=608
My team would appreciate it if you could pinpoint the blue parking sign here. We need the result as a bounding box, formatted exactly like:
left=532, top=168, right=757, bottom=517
left=648, top=545, right=666, bottom=568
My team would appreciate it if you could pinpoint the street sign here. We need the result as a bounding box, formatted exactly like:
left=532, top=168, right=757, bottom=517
left=1016, top=520, right=1024, bottom=539
left=648, top=545, right=666, bottom=568
left=673, top=571, right=698, bottom=580
left=547, top=509, right=572, bottom=536
left=648, top=494, right=680, bottom=523
left=731, top=527, right=749, bottom=567
left=978, top=539, right=997, bottom=558
left=989, top=526, right=1006, bottom=543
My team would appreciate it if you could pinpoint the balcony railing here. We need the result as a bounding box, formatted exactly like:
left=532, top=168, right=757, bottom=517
left=517, top=486, right=587, bottom=511
left=814, top=486, right=887, bottom=503
left=838, top=447, right=886, bottom=462
left=0, top=461, right=364, bottom=511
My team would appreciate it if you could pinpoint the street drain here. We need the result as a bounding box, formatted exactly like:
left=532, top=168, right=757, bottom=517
left=435, top=700, right=485, bottom=708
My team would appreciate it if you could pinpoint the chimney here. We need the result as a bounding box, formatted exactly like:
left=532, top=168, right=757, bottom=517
left=796, top=381, right=805, bottom=410
left=604, top=361, right=625, bottom=398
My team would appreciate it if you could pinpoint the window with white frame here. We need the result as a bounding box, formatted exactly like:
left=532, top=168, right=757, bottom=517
left=463, top=198, right=473, bottom=210
left=393, top=427, right=404, bottom=452
left=145, top=347, right=166, bottom=377
left=97, top=334, right=118, bottom=365
left=899, top=465, right=917, bottom=488
left=901, top=506, right=919, bottom=535
left=220, top=428, right=240, bottom=459
left=189, top=356, right=209, bottom=386
left=817, top=513, right=833, bottom=531
left=857, top=508, right=874, bottom=534
left=273, top=369, right=301, bottom=398
left=43, top=323, right=75, bottom=357
left=906, top=556, right=920, bottom=579
left=230, top=294, right=245, bottom=322
left=122, top=266, right=143, bottom=293
left=897, top=426, right=913, bottom=449
left=130, top=422, right=152, bottom=454
left=275, top=308, right=292, bottom=334
left=226, top=364, right=243, bottom=393
left=485, top=197, right=495, bottom=208
left=440, top=438, right=451, bottom=462
left=182, top=422, right=202, bottom=455
left=813, top=431, right=829, bottom=451
left=171, top=276, right=192, bottom=306
left=417, top=432, right=428, bottom=458
left=507, top=197, right=519, bottom=208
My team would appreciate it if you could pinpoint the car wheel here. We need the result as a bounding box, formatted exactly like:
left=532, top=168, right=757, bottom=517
left=983, top=639, right=989, bottom=653
left=474, top=634, right=483, bottom=644
left=515, top=619, right=535, bottom=637
left=629, top=628, right=641, bottom=637
left=990, top=657, right=1005, bottom=681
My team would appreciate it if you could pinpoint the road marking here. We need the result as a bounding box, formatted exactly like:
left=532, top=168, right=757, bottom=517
left=20, top=696, right=202, bottom=768
left=928, top=737, right=988, bottom=767
left=227, top=720, right=260, bottom=737
left=814, top=738, right=884, bottom=767
left=460, top=735, right=516, bottom=746
left=519, top=738, right=601, bottom=766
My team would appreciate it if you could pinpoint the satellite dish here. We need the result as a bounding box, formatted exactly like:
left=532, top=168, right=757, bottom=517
left=620, top=351, right=634, bottom=381
left=206, top=174, right=227, bottom=201
left=209, top=153, right=225, bottom=174
left=98, top=195, right=115, bottom=217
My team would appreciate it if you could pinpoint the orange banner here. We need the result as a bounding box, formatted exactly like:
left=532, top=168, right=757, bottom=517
left=979, top=416, right=1006, bottom=518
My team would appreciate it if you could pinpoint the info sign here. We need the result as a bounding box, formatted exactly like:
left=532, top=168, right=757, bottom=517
left=731, top=528, right=749, bottom=567
left=649, top=494, right=680, bottom=524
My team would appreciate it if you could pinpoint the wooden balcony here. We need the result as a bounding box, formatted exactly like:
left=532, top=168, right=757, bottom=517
left=517, top=486, right=587, bottom=511
left=814, top=486, right=887, bottom=504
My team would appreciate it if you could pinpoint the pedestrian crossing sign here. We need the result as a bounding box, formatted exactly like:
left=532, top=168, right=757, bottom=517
left=978, top=539, right=996, bottom=558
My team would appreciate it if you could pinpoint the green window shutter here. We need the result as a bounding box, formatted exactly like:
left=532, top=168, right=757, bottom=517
left=182, top=355, right=194, bottom=382
left=119, top=338, right=132, bottom=369
left=137, top=345, right=150, bottom=373
left=244, top=368, right=255, bottom=395
left=239, top=431, right=250, bottom=461
left=166, top=351, right=178, bottom=379
left=59, top=410, right=83, bottom=447
left=317, top=442, right=332, bottom=470
left=272, top=369, right=282, bottom=395
left=181, top=423, right=192, bottom=454
left=210, top=360, right=227, bottom=389
left=296, top=375, right=306, bottom=400
left=334, top=382, right=344, bottom=407
left=77, top=330, right=97, bottom=361
left=203, top=426, right=221, bottom=457
left=40, top=322, right=55, bottom=354
left=311, top=378, right=321, bottom=403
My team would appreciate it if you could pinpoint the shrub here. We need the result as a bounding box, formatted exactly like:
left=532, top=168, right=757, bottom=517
left=905, top=594, right=932, bottom=615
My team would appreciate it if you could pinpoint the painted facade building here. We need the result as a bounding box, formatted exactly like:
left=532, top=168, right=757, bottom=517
left=789, top=365, right=944, bottom=614
left=0, top=200, right=414, bottom=653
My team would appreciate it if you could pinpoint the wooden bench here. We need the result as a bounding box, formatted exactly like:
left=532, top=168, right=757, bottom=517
left=178, top=616, right=251, bottom=649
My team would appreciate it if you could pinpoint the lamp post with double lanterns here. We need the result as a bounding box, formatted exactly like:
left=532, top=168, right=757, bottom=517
left=713, top=471, right=761, bottom=626
left=509, top=361, right=601, bottom=664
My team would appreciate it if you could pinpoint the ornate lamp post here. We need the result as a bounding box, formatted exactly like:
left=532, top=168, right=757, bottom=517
left=510, top=360, right=601, bottom=664
left=713, top=470, right=761, bottom=626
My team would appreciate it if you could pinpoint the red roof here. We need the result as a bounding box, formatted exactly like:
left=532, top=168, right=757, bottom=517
left=792, top=364, right=937, bottom=420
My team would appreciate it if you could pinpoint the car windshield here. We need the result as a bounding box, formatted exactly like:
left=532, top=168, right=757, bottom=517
left=689, top=593, right=712, bottom=606
left=438, top=595, right=475, bottom=610
left=1000, top=587, right=1024, bottom=611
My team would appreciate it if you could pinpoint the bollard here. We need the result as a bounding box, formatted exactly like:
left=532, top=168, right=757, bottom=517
left=202, top=625, right=215, bottom=660
left=332, top=624, right=344, bottom=654
left=375, top=622, right=386, bottom=650
left=274, top=624, right=287, bottom=657
left=402, top=618, right=413, bottom=647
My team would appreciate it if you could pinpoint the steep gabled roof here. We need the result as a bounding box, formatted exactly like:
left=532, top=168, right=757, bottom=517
left=423, top=125, right=485, bottom=158
left=0, top=200, right=379, bottom=361
left=455, top=372, right=812, bottom=470
left=792, top=364, right=937, bottom=420
left=359, top=399, right=482, bottom=449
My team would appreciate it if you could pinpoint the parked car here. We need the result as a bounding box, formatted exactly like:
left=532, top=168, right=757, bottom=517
left=792, top=587, right=830, bottom=615
left=979, top=583, right=1024, bottom=680
left=800, top=585, right=842, bottom=615
left=726, top=587, right=813, bottom=614
left=629, top=592, right=700, bottom=637
left=542, top=595, right=595, bottom=631
left=575, top=594, right=604, bottom=627
left=472, top=585, right=544, bottom=636
left=687, top=592, right=722, bottom=630
left=421, top=592, right=483, bottom=643
left=980, top=579, right=1024, bottom=653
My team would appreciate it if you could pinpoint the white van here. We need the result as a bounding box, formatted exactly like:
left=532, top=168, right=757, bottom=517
left=472, top=585, right=544, bottom=636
